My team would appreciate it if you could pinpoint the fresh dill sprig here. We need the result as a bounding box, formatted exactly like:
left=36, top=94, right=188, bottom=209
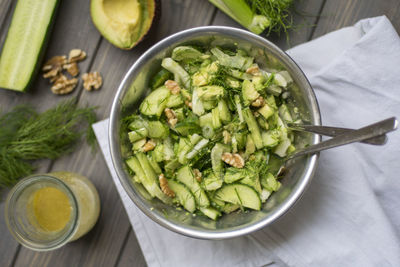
left=0, top=99, right=97, bottom=188
left=246, top=0, right=294, bottom=36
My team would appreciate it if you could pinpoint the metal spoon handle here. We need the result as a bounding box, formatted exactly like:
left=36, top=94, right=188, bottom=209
left=287, top=123, right=387, bottom=145
left=288, top=117, right=398, bottom=160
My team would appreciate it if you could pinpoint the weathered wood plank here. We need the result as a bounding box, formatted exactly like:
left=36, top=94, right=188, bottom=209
left=0, top=0, right=101, bottom=112
left=212, top=0, right=326, bottom=50
left=0, top=0, right=13, bottom=30
left=13, top=0, right=216, bottom=266
left=116, top=229, right=147, bottom=267
left=0, top=0, right=101, bottom=265
left=312, top=0, right=400, bottom=38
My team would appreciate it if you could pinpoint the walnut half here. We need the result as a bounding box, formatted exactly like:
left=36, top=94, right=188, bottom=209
left=193, top=169, right=202, bottom=182
left=164, top=108, right=178, bottom=127
left=142, top=139, right=156, bottom=152
left=159, top=174, right=175, bottom=198
left=82, top=72, right=102, bottom=91
left=42, top=55, right=67, bottom=80
left=251, top=96, right=265, bottom=107
left=222, top=152, right=245, bottom=168
left=164, top=80, right=181, bottom=95
left=51, top=74, right=78, bottom=95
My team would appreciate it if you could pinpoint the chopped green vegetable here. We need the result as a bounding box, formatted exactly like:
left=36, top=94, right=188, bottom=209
left=123, top=45, right=301, bottom=220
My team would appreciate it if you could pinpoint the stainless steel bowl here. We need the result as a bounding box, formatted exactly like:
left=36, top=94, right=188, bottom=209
left=109, top=26, right=321, bottom=239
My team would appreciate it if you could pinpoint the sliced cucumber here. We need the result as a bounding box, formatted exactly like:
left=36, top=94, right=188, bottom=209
left=218, top=99, right=231, bottom=123
left=150, top=69, right=173, bottom=90
left=139, top=87, right=171, bottom=117
left=221, top=203, right=240, bottom=214
left=200, top=207, right=221, bottom=220
left=168, top=180, right=196, bottom=213
left=146, top=121, right=169, bottom=139
left=166, top=94, right=184, bottom=108
left=128, top=128, right=148, bottom=143
left=211, top=143, right=230, bottom=175
left=135, top=153, right=172, bottom=204
left=202, top=172, right=223, bottom=191
left=176, top=166, right=210, bottom=207
left=242, top=79, right=260, bottom=106
left=215, top=183, right=261, bottom=210
left=0, top=0, right=59, bottom=91
left=243, top=108, right=263, bottom=149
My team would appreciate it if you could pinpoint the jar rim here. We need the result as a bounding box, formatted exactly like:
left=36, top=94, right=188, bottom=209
left=5, top=174, right=79, bottom=251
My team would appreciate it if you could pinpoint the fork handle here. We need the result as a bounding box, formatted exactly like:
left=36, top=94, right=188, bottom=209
left=287, top=124, right=387, bottom=145
left=287, top=117, right=398, bottom=160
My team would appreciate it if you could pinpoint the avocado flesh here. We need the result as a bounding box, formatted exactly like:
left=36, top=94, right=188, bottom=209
left=91, top=0, right=156, bottom=49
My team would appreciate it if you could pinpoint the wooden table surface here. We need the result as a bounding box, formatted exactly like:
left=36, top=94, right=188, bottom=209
left=0, top=0, right=399, bottom=266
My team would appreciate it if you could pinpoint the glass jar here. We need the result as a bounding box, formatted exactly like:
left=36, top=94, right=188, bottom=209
left=5, top=172, right=100, bottom=251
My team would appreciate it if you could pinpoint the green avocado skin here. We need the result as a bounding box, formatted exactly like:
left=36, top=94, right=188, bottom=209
left=90, top=0, right=160, bottom=50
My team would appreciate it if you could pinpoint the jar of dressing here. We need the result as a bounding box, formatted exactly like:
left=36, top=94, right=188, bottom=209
left=5, top=172, right=100, bottom=251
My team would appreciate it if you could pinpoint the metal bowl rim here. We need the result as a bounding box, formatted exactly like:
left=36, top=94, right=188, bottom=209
left=109, top=26, right=321, bottom=240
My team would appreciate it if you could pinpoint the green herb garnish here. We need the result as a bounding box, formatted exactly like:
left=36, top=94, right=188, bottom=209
left=0, top=99, right=96, bottom=188
left=209, top=0, right=294, bottom=36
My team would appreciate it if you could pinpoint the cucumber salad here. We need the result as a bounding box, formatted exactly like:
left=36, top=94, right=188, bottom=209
left=124, top=45, right=300, bottom=220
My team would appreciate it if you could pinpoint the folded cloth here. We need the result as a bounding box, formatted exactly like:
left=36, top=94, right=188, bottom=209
left=93, top=16, right=400, bottom=267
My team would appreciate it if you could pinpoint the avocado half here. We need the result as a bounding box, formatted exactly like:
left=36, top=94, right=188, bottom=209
left=90, top=0, right=159, bottom=50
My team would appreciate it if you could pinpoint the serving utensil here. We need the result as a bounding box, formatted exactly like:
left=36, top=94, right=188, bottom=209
left=277, top=117, right=398, bottom=176
left=287, top=123, right=387, bottom=145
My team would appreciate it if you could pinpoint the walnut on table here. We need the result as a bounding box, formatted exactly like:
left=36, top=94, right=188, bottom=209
left=82, top=71, right=102, bottom=91
left=68, top=49, right=86, bottom=63
left=51, top=74, right=78, bottom=95
left=42, top=55, right=67, bottom=80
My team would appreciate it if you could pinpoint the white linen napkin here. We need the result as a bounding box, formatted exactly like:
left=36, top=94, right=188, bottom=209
left=93, top=16, right=400, bottom=267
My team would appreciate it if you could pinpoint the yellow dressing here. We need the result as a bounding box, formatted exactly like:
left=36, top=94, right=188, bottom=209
left=32, top=187, right=72, bottom=232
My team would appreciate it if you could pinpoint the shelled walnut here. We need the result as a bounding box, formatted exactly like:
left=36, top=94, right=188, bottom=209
left=159, top=174, right=175, bottom=198
left=221, top=152, right=245, bottom=168
left=164, top=108, right=178, bottom=127
left=51, top=74, right=78, bottom=95
left=164, top=80, right=181, bottom=95
left=82, top=72, right=102, bottom=91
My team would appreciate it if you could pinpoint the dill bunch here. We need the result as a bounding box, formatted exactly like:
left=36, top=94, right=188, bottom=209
left=246, top=0, right=294, bottom=36
left=0, top=99, right=96, bottom=188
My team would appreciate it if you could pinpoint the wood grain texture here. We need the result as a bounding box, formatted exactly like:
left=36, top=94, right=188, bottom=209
left=212, top=0, right=326, bottom=50
left=313, top=0, right=400, bottom=38
left=1, top=0, right=400, bottom=266
left=116, top=229, right=147, bottom=267
left=0, top=0, right=101, bottom=112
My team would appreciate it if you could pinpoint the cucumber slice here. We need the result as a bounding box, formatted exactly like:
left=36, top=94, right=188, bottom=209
left=139, top=87, right=171, bottom=117
left=128, top=128, right=148, bottom=143
left=176, top=166, right=210, bottom=207
left=215, top=184, right=261, bottom=210
left=199, top=207, right=221, bottom=220
left=168, top=180, right=196, bottom=213
left=221, top=203, right=240, bottom=214
left=135, top=153, right=172, bottom=204
left=166, top=94, right=184, bottom=108
left=0, top=0, right=59, bottom=91
left=211, top=143, right=230, bottom=175
left=146, top=121, right=169, bottom=138
left=218, top=99, right=231, bottom=123
left=243, top=108, right=263, bottom=149
left=150, top=69, right=173, bottom=90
